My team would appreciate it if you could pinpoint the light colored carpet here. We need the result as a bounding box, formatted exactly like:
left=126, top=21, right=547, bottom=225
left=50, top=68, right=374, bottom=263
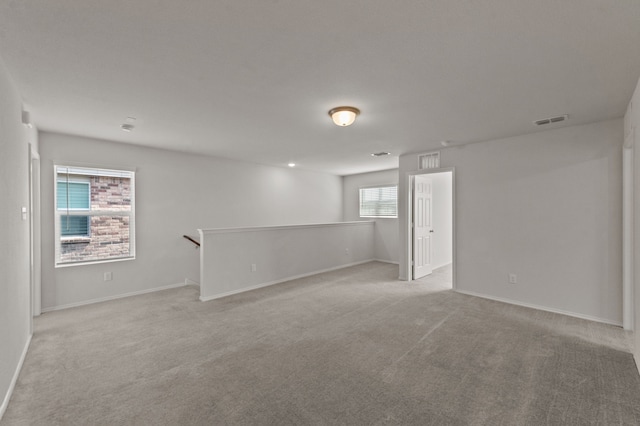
left=2, top=262, right=640, bottom=425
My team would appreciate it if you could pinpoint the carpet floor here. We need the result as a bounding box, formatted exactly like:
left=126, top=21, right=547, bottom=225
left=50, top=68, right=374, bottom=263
left=2, top=262, right=640, bottom=425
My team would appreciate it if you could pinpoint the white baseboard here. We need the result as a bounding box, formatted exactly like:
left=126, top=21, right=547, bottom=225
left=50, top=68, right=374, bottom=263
left=635, top=354, right=640, bottom=376
left=41, top=282, right=187, bottom=313
left=455, top=289, right=623, bottom=327
left=200, top=259, right=374, bottom=302
left=184, top=278, right=199, bottom=287
left=432, top=261, right=453, bottom=271
left=1, top=334, right=32, bottom=421
left=374, top=259, right=399, bottom=265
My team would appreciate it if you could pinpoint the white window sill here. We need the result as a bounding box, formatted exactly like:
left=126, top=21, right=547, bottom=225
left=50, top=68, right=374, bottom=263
left=60, top=237, right=91, bottom=244
left=55, top=256, right=135, bottom=268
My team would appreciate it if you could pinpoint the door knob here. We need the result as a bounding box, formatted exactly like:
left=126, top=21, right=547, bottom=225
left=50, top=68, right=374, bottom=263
left=429, top=229, right=434, bottom=233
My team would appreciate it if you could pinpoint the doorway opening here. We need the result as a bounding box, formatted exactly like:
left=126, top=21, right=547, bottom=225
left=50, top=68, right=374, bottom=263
left=409, top=168, right=454, bottom=289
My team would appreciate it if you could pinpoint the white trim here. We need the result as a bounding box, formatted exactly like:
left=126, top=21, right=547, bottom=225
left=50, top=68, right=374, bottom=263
left=1, top=334, right=32, bottom=421
left=374, top=259, right=399, bottom=265
left=56, top=165, right=135, bottom=178
left=198, top=228, right=205, bottom=300
left=431, top=261, right=452, bottom=271
left=199, top=260, right=374, bottom=302
left=455, top=289, right=623, bottom=327
left=635, top=354, right=640, bottom=376
left=623, top=128, right=635, bottom=330
left=41, top=282, right=187, bottom=312
left=359, top=183, right=397, bottom=190
left=199, top=221, right=374, bottom=235
left=55, top=255, right=135, bottom=269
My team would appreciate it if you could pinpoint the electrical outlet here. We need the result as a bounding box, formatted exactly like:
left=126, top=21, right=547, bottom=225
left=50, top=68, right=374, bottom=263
left=251, top=264, right=257, bottom=272
left=508, top=273, right=517, bottom=284
left=104, top=272, right=112, bottom=281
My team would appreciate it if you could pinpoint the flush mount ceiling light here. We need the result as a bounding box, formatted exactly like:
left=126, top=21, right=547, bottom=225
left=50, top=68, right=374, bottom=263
left=328, top=106, right=360, bottom=127
left=288, top=163, right=296, bottom=167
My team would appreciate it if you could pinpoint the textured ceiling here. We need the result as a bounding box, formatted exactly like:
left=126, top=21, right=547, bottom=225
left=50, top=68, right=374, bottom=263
left=1, top=0, right=640, bottom=175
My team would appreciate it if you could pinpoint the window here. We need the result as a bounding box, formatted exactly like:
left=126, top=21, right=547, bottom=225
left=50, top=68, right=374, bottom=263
left=55, top=166, right=135, bottom=266
left=359, top=185, right=398, bottom=218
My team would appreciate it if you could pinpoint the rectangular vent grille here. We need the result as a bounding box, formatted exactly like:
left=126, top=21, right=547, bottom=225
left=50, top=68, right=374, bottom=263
left=419, top=152, right=440, bottom=169
left=534, top=115, right=568, bottom=126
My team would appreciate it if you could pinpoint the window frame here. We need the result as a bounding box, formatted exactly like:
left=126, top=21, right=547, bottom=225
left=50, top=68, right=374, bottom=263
left=359, top=184, right=398, bottom=219
left=54, top=165, right=136, bottom=268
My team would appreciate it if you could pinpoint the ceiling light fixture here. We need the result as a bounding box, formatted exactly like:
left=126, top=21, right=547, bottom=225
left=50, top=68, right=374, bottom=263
left=328, top=106, right=360, bottom=127
left=288, top=163, right=296, bottom=167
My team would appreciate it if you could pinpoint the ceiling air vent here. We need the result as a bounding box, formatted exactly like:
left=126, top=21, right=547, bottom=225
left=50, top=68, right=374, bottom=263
left=534, top=114, right=568, bottom=126
left=371, top=152, right=390, bottom=157
left=419, top=152, right=440, bottom=169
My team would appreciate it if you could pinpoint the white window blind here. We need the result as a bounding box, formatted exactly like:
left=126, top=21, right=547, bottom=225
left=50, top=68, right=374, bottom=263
left=359, top=185, right=398, bottom=218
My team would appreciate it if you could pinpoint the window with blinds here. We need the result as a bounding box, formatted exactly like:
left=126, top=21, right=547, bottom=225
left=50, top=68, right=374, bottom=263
left=57, top=179, right=90, bottom=237
left=55, top=165, right=135, bottom=266
left=359, top=185, right=398, bottom=218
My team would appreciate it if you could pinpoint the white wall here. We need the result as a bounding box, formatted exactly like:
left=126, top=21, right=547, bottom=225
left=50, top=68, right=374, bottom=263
left=430, top=171, right=453, bottom=270
left=400, top=119, right=623, bottom=325
left=0, top=58, right=36, bottom=418
left=39, top=132, right=343, bottom=310
left=625, top=76, right=640, bottom=367
left=343, top=169, right=399, bottom=263
left=199, top=222, right=375, bottom=301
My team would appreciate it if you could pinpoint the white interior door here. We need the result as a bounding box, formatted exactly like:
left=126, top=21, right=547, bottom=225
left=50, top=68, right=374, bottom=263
left=413, top=175, right=433, bottom=279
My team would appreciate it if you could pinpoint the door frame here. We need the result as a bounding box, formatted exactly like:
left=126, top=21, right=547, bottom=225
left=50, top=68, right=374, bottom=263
left=404, top=167, right=456, bottom=287
left=29, top=145, right=41, bottom=322
left=623, top=128, right=634, bottom=330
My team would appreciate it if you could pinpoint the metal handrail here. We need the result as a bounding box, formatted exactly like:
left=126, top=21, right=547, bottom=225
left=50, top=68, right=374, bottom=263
left=183, top=235, right=200, bottom=248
